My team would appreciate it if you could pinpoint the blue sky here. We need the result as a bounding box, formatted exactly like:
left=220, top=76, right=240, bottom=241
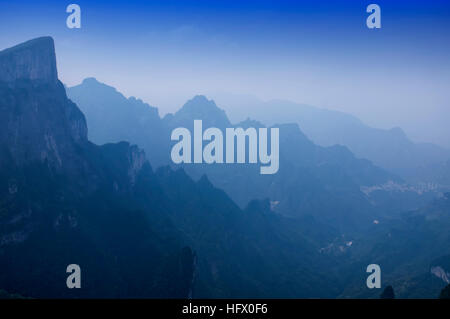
left=0, top=0, right=449, bottom=146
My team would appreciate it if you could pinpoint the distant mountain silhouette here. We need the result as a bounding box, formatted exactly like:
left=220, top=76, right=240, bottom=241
left=164, top=95, right=232, bottom=128
left=66, top=77, right=450, bottom=298
left=211, top=95, right=450, bottom=181
left=68, top=78, right=168, bottom=167
left=69, top=82, right=409, bottom=231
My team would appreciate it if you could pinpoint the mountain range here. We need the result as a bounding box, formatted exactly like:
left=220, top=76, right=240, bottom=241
left=0, top=37, right=342, bottom=298
left=0, top=37, right=449, bottom=298
left=68, top=80, right=438, bottom=231
left=67, top=75, right=450, bottom=298
left=211, top=94, right=450, bottom=183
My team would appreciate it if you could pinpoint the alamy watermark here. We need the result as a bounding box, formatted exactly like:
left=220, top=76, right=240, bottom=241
left=366, top=4, right=381, bottom=29
left=66, top=4, right=81, bottom=29
left=366, top=264, right=381, bottom=289
left=170, top=120, right=279, bottom=175
left=66, top=264, right=81, bottom=289
left=64, top=4, right=381, bottom=32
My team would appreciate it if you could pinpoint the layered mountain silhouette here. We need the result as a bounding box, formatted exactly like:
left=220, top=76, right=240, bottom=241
left=67, top=78, right=168, bottom=167
left=68, top=81, right=432, bottom=231
left=2, top=37, right=449, bottom=299
left=211, top=95, right=450, bottom=181
left=66, top=74, right=450, bottom=298
left=0, top=37, right=345, bottom=298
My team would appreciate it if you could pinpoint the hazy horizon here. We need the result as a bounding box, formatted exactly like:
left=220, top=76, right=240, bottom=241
left=1, top=0, right=449, bottom=147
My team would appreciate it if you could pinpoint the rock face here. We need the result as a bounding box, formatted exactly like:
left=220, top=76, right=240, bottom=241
left=0, top=37, right=87, bottom=170
left=0, top=37, right=195, bottom=298
left=0, top=37, right=58, bottom=85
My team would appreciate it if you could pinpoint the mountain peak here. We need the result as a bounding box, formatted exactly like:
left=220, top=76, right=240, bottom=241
left=170, top=95, right=231, bottom=128
left=82, top=77, right=100, bottom=85
left=78, top=77, right=113, bottom=89
left=79, top=77, right=114, bottom=90
left=181, top=95, right=220, bottom=112
left=190, top=94, right=211, bottom=103
left=0, top=37, right=88, bottom=169
left=0, top=36, right=58, bottom=85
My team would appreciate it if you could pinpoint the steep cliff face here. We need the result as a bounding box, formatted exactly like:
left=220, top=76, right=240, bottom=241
left=0, top=37, right=87, bottom=170
left=0, top=37, right=58, bottom=85
left=0, top=37, right=195, bottom=298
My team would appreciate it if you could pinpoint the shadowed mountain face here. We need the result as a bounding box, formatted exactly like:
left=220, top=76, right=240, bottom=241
left=0, top=37, right=86, bottom=171
left=0, top=37, right=346, bottom=299
left=0, top=37, right=194, bottom=298
left=69, top=82, right=411, bottom=231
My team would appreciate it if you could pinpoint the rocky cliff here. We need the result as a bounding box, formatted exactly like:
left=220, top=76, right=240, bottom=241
left=0, top=37, right=87, bottom=170
left=0, top=37, right=58, bottom=85
left=0, top=37, right=195, bottom=298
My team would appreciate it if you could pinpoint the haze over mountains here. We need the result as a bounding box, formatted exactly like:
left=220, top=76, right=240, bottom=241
left=69, top=80, right=450, bottom=190
left=68, top=79, right=441, bottom=226
left=210, top=94, right=450, bottom=181
left=0, top=37, right=347, bottom=298
left=67, top=75, right=450, bottom=298
left=1, top=37, right=449, bottom=299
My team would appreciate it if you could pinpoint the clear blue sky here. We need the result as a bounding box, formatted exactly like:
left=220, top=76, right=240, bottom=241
left=1, top=0, right=449, bottom=146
